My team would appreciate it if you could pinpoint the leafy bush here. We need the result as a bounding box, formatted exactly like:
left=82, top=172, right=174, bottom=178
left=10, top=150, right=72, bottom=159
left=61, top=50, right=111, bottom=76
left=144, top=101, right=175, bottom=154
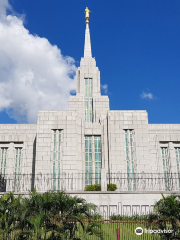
left=85, top=184, right=101, bottom=191
left=89, top=213, right=104, bottom=220
left=107, top=183, right=117, bottom=191
left=0, top=174, right=6, bottom=192
left=0, top=190, right=104, bottom=239
left=84, top=185, right=95, bottom=191
left=85, top=183, right=117, bottom=191
left=110, top=214, right=124, bottom=220
left=147, top=193, right=180, bottom=239
left=110, top=214, right=149, bottom=221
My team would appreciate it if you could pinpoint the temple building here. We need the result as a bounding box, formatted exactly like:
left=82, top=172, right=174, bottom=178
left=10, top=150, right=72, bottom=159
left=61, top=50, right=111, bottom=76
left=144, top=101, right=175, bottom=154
left=0, top=7, right=180, bottom=216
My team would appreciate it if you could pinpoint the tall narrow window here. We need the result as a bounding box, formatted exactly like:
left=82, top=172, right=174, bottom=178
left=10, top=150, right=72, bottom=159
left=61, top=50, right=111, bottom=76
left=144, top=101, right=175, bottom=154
left=175, top=148, right=180, bottom=172
left=85, top=136, right=101, bottom=186
left=14, top=148, right=22, bottom=192
left=94, top=136, right=101, bottom=184
left=0, top=148, right=7, bottom=177
left=53, top=130, right=61, bottom=190
left=85, top=78, right=93, bottom=122
left=85, top=136, right=92, bottom=185
left=175, top=148, right=180, bottom=188
left=161, top=147, right=169, bottom=190
left=124, top=130, right=135, bottom=190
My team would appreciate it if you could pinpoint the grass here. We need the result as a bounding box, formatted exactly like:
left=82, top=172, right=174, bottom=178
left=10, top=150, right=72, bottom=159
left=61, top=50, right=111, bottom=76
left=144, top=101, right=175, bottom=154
left=102, top=223, right=160, bottom=240
left=1, top=221, right=164, bottom=239
left=52, top=218, right=160, bottom=240
left=75, top=221, right=161, bottom=240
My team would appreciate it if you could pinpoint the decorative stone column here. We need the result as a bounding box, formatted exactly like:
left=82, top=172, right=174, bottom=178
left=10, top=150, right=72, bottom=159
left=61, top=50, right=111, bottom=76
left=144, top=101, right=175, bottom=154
left=101, top=168, right=107, bottom=191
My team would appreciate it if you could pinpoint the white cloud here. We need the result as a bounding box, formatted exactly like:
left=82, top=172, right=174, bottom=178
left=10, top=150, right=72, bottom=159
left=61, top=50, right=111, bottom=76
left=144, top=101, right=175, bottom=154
left=140, top=91, right=154, bottom=100
left=0, top=1, right=76, bottom=123
left=101, top=84, right=108, bottom=94
left=0, top=0, right=12, bottom=21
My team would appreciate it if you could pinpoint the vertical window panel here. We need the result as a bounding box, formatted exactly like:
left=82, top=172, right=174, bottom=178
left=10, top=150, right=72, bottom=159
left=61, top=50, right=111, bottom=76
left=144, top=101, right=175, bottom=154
left=85, top=136, right=92, bottom=185
left=175, top=148, right=180, bottom=173
left=0, top=148, right=7, bottom=177
left=85, top=78, right=93, bottom=123
left=85, top=136, right=101, bottom=186
left=53, top=130, right=62, bottom=191
left=175, top=147, right=180, bottom=188
left=129, top=130, right=135, bottom=190
left=95, top=136, right=101, bottom=184
left=162, top=147, right=169, bottom=190
left=124, top=130, right=135, bottom=191
left=14, top=148, right=22, bottom=192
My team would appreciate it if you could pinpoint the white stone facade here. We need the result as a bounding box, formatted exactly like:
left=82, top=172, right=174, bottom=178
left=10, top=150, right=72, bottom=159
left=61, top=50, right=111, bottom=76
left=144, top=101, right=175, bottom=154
left=1, top=22, right=180, bottom=212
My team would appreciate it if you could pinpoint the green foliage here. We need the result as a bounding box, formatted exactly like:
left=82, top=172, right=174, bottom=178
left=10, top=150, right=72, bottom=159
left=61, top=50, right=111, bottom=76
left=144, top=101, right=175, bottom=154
left=0, top=192, right=23, bottom=238
left=0, top=190, right=104, bottom=240
left=84, top=183, right=117, bottom=191
left=147, top=194, right=180, bottom=240
left=107, top=183, right=117, bottom=191
left=84, top=184, right=101, bottom=191
left=90, top=213, right=104, bottom=220
left=110, top=214, right=149, bottom=221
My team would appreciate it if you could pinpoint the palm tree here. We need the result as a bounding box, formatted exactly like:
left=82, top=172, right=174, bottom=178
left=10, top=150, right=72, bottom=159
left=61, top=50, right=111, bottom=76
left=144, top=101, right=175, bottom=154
left=45, top=191, right=102, bottom=239
left=0, top=192, right=24, bottom=239
left=148, top=193, right=180, bottom=240
left=0, top=190, right=105, bottom=240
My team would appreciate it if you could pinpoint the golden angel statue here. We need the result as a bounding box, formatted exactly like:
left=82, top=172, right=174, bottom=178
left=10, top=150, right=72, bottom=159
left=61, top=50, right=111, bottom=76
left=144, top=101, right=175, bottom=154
left=85, top=7, right=91, bottom=24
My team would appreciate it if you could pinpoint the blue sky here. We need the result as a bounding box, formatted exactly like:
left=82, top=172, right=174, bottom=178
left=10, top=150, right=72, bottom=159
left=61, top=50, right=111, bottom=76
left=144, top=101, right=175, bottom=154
left=0, top=0, right=180, bottom=123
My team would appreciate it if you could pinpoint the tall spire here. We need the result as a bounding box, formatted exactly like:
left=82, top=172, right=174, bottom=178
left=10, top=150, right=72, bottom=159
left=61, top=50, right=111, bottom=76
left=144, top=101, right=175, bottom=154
left=84, top=7, right=92, bottom=58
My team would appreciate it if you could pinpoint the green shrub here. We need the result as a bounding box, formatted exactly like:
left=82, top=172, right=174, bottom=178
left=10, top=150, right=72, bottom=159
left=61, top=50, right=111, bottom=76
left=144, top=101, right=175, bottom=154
left=110, top=214, right=149, bottom=221
left=85, top=185, right=95, bottom=191
left=110, top=214, right=124, bottom=221
left=91, top=213, right=104, bottom=220
left=107, top=183, right=117, bottom=191
left=85, top=184, right=101, bottom=191
left=94, top=184, right=101, bottom=191
left=85, top=183, right=117, bottom=191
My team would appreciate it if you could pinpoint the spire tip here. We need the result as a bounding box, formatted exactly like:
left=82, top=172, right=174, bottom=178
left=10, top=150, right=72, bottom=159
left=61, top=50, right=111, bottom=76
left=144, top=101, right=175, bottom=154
left=84, top=7, right=91, bottom=24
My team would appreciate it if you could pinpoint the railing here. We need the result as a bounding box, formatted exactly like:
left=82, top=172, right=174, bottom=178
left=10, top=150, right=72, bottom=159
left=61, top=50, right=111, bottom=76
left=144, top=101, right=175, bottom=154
left=0, top=172, right=180, bottom=192
left=0, top=173, right=101, bottom=192
left=108, top=172, right=180, bottom=191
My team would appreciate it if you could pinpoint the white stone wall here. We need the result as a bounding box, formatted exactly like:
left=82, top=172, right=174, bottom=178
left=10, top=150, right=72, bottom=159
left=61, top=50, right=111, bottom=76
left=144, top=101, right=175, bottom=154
left=107, top=110, right=151, bottom=173
left=68, top=191, right=175, bottom=218
left=0, top=124, right=37, bottom=192
left=0, top=124, right=37, bottom=175
left=36, top=110, right=80, bottom=175
left=149, top=124, right=180, bottom=174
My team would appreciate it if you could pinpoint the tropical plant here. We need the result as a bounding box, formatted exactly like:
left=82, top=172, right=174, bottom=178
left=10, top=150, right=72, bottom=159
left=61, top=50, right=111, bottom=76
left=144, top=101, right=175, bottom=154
left=0, top=174, right=6, bottom=192
left=0, top=193, right=23, bottom=237
left=147, top=193, right=180, bottom=240
left=0, top=189, right=105, bottom=240
left=90, top=213, right=103, bottom=220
